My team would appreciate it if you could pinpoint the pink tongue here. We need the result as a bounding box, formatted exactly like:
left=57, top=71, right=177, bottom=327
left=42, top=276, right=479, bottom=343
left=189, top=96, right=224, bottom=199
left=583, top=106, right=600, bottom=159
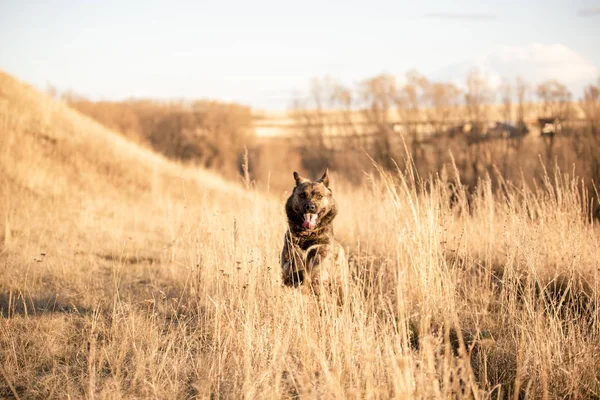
left=302, top=213, right=318, bottom=229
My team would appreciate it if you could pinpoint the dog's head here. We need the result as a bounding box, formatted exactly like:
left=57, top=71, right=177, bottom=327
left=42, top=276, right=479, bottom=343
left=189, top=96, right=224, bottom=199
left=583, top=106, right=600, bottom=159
left=289, top=169, right=334, bottom=230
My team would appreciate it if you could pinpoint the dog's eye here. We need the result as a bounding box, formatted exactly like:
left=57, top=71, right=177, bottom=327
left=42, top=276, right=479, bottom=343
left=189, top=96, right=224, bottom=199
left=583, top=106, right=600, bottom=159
left=315, top=194, right=323, bottom=200
left=299, top=193, right=307, bottom=198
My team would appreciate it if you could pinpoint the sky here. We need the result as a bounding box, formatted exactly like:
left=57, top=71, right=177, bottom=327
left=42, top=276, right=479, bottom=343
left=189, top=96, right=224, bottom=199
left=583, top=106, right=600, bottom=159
left=1, top=0, right=599, bottom=110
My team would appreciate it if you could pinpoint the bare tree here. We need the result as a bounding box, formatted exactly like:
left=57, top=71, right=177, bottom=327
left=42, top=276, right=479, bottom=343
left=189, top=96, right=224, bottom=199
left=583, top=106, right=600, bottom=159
left=515, top=77, right=529, bottom=127
left=424, top=81, right=462, bottom=135
left=536, top=79, right=572, bottom=163
left=573, top=78, right=600, bottom=192
left=328, top=80, right=358, bottom=141
left=499, top=79, right=512, bottom=123
left=461, top=69, right=496, bottom=186
left=580, top=78, right=600, bottom=136
left=395, top=70, right=429, bottom=170
left=291, top=76, right=358, bottom=176
left=360, top=74, right=396, bottom=125
left=464, top=68, right=495, bottom=130
left=536, top=79, right=572, bottom=121
left=359, top=73, right=398, bottom=169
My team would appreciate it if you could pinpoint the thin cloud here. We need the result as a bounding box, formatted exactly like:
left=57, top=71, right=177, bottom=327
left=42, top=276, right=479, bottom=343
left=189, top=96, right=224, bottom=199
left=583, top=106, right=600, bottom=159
left=577, top=7, right=600, bottom=16
left=423, top=12, right=497, bottom=21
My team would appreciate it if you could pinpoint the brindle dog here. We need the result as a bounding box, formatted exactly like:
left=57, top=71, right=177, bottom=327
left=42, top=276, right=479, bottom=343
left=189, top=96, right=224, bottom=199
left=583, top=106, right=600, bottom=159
left=281, top=169, right=346, bottom=292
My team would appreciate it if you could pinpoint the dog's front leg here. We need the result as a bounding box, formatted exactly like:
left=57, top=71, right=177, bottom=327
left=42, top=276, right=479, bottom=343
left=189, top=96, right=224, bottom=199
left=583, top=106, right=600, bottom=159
left=281, top=234, right=305, bottom=287
left=305, top=245, right=332, bottom=291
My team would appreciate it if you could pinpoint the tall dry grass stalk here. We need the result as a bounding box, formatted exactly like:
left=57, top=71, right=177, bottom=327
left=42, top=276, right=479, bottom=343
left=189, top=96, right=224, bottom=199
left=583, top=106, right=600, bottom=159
left=0, top=71, right=599, bottom=398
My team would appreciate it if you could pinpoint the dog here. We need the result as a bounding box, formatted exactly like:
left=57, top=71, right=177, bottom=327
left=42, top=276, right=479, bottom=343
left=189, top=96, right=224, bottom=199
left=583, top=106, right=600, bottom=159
left=280, top=169, right=347, bottom=293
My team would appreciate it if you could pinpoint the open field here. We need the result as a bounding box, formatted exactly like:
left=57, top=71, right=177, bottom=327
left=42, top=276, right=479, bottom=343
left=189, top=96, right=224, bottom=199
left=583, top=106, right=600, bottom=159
left=1, top=71, right=600, bottom=398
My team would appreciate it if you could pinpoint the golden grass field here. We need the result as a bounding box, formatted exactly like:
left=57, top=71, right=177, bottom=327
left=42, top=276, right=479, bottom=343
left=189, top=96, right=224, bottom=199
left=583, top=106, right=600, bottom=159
left=1, top=71, right=599, bottom=399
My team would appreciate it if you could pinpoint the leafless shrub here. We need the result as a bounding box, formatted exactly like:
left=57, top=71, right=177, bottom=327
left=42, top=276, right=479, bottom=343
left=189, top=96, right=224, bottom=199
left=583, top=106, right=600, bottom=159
left=67, top=97, right=254, bottom=177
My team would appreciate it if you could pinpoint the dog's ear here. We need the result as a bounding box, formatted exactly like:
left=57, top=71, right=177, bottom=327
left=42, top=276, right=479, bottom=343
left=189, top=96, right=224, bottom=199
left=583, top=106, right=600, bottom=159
left=317, top=169, right=329, bottom=188
left=293, top=171, right=309, bottom=186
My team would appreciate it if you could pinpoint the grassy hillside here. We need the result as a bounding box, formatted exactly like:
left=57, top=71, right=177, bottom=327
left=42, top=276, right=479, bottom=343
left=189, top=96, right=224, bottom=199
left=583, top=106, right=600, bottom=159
left=1, top=71, right=599, bottom=399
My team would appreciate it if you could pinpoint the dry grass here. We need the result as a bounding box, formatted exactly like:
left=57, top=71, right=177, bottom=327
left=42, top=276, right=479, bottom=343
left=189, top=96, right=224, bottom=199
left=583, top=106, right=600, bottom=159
left=1, top=71, right=599, bottom=399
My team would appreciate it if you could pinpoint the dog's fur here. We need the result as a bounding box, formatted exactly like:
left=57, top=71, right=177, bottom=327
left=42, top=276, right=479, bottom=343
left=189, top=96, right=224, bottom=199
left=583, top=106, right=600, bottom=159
left=281, top=169, right=347, bottom=292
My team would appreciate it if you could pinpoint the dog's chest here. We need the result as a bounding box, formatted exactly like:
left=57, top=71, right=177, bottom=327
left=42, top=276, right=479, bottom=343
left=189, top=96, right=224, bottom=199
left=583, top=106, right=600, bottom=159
left=292, top=234, right=327, bottom=251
